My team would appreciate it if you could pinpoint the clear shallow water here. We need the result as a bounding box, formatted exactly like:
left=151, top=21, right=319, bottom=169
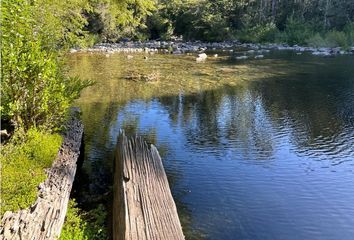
left=69, top=51, right=354, bottom=240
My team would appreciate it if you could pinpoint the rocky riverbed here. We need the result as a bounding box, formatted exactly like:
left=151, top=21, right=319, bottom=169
left=71, top=40, right=354, bottom=58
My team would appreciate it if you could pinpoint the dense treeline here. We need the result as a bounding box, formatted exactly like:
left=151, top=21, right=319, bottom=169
left=66, top=0, right=354, bottom=46
left=33, top=0, right=354, bottom=48
left=58, top=0, right=354, bottom=47
left=146, top=0, right=354, bottom=46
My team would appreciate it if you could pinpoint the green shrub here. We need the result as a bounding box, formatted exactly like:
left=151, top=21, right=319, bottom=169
left=60, top=200, right=108, bottom=240
left=325, top=30, right=348, bottom=48
left=344, top=22, right=354, bottom=46
left=237, top=22, right=279, bottom=43
left=283, top=16, right=314, bottom=45
left=147, top=12, right=174, bottom=40
left=1, top=0, right=93, bottom=131
left=60, top=200, right=88, bottom=240
left=0, top=129, right=62, bottom=215
left=306, top=33, right=328, bottom=47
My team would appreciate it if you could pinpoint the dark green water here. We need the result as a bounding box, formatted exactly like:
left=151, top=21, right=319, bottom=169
left=69, top=51, right=354, bottom=240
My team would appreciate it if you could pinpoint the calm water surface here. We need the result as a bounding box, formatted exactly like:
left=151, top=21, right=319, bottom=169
left=68, top=51, right=354, bottom=240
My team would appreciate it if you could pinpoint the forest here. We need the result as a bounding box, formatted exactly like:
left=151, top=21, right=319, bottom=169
left=2, top=0, right=354, bottom=128
left=1, top=0, right=354, bottom=239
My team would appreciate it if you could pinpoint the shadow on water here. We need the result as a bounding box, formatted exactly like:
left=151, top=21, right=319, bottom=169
left=69, top=52, right=354, bottom=240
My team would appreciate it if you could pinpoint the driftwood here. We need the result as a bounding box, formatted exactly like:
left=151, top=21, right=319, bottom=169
left=0, top=109, right=84, bottom=240
left=113, top=132, right=184, bottom=240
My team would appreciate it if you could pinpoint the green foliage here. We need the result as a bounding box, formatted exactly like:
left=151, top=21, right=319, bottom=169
left=86, top=0, right=156, bottom=41
left=237, top=22, right=279, bottom=43
left=282, top=17, right=314, bottom=45
left=199, top=14, right=231, bottom=42
left=325, top=30, right=348, bottom=48
left=165, top=1, right=234, bottom=41
left=306, top=30, right=352, bottom=48
left=1, top=0, right=93, bottom=131
left=1, top=129, right=62, bottom=215
left=344, top=22, right=354, bottom=45
left=60, top=200, right=108, bottom=240
left=147, top=11, right=174, bottom=40
left=147, top=0, right=354, bottom=45
left=306, top=33, right=328, bottom=47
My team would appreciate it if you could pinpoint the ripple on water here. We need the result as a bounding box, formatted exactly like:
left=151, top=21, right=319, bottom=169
left=70, top=52, right=354, bottom=240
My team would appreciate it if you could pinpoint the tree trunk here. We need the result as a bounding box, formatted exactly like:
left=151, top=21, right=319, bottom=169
left=271, top=0, right=277, bottom=20
left=113, top=131, right=184, bottom=240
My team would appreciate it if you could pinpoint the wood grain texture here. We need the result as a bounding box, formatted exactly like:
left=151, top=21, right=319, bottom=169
left=0, top=109, right=84, bottom=240
left=113, top=131, right=184, bottom=240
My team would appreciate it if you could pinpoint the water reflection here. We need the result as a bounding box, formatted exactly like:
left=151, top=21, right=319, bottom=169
left=69, top=52, right=354, bottom=240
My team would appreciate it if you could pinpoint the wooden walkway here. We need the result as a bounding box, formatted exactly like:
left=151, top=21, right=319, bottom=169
left=0, top=109, right=84, bottom=240
left=113, top=131, right=184, bottom=240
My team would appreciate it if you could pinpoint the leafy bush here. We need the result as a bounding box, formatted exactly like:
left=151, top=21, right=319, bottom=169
left=344, top=22, right=354, bottom=46
left=237, top=22, right=279, bottom=43
left=1, top=0, right=92, bottom=131
left=170, top=2, right=233, bottom=41
left=0, top=129, right=62, bottom=215
left=147, top=12, right=174, bottom=40
left=202, top=16, right=231, bottom=42
left=306, top=33, right=328, bottom=47
left=283, top=17, right=314, bottom=45
left=31, top=0, right=92, bottom=50
left=325, top=30, right=348, bottom=48
left=60, top=200, right=108, bottom=240
left=60, top=200, right=88, bottom=240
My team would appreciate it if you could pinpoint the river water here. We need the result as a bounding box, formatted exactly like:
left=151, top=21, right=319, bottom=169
left=68, top=50, right=354, bottom=240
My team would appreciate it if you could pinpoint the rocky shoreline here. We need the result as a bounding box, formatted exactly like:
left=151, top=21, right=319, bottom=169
left=71, top=41, right=354, bottom=58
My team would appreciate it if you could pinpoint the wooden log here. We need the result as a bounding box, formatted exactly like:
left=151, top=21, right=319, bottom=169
left=113, top=131, right=184, bottom=240
left=0, top=109, right=84, bottom=240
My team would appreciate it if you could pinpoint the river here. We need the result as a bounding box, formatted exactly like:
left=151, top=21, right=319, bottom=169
left=68, top=50, right=354, bottom=240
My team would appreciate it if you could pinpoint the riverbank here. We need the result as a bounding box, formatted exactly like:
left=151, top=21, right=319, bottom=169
left=1, top=110, right=83, bottom=239
left=71, top=41, right=354, bottom=57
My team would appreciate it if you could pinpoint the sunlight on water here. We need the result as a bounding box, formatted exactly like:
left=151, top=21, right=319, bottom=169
left=68, top=51, right=354, bottom=240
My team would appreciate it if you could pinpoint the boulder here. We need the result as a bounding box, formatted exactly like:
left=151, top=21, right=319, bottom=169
left=235, top=56, right=248, bottom=60
left=196, top=57, right=205, bottom=63
left=198, top=53, right=207, bottom=59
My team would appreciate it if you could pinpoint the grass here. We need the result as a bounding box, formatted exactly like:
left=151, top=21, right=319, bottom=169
left=0, top=128, right=62, bottom=215
left=60, top=200, right=108, bottom=240
left=0, top=128, right=107, bottom=240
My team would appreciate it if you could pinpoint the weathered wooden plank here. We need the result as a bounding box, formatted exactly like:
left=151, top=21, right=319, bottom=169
left=0, top=109, right=84, bottom=240
left=113, top=131, right=184, bottom=240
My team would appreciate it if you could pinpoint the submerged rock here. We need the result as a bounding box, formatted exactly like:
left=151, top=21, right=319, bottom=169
left=312, top=51, right=331, bottom=56
left=196, top=53, right=207, bottom=62
left=196, top=57, right=206, bottom=63
left=124, top=71, right=160, bottom=82
left=235, top=56, right=248, bottom=60
left=173, top=50, right=183, bottom=55
left=198, top=53, right=208, bottom=59
left=70, top=41, right=353, bottom=58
